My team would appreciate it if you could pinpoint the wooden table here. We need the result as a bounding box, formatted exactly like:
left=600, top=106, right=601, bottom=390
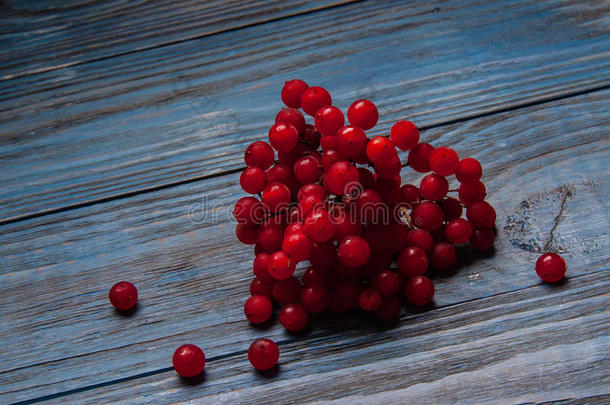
left=1, top=1, right=609, bottom=403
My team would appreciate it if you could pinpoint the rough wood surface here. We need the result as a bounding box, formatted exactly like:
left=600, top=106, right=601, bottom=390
left=1, top=90, right=608, bottom=403
left=31, top=270, right=610, bottom=404
left=0, top=0, right=354, bottom=79
left=1, top=0, right=609, bottom=222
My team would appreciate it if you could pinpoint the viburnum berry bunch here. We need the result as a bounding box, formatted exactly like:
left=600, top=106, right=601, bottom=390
left=234, top=79, right=497, bottom=330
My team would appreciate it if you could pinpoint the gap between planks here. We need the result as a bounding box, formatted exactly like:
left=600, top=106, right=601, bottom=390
left=1, top=81, right=608, bottom=228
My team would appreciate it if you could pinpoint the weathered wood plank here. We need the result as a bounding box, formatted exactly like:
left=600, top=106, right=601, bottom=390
left=0, top=0, right=355, bottom=79
left=1, top=0, right=609, bottom=222
left=0, top=90, right=608, bottom=403
left=34, top=270, right=610, bottom=404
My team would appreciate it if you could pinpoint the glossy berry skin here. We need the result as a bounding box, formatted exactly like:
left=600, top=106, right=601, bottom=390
left=375, top=296, right=400, bottom=323
left=374, top=155, right=401, bottom=180
left=535, top=253, right=567, bottom=283
left=358, top=287, right=382, bottom=311
left=300, top=86, right=332, bottom=116
left=248, top=338, right=280, bottom=371
left=355, top=189, right=383, bottom=224
left=282, top=232, right=313, bottom=262
left=236, top=224, right=258, bottom=245
left=257, top=222, right=284, bottom=252
left=469, top=227, right=495, bottom=251
left=304, top=209, right=336, bottom=242
left=279, top=303, right=309, bottom=331
left=408, top=143, right=435, bottom=173
left=300, top=284, right=331, bottom=313
left=240, top=166, right=267, bottom=194
left=335, top=125, right=368, bottom=157
left=372, top=270, right=400, bottom=297
left=273, top=277, right=302, bottom=304
left=406, top=229, right=434, bottom=252
left=297, top=183, right=327, bottom=202
left=458, top=181, right=487, bottom=206
left=404, top=275, right=434, bottom=306
left=293, top=156, right=322, bottom=184
left=320, top=149, right=348, bottom=171
left=412, top=201, right=445, bottom=231
left=420, top=174, right=449, bottom=201
left=262, top=182, right=291, bottom=212
left=440, top=197, right=463, bottom=221
left=314, top=105, right=345, bottom=137
left=109, top=281, right=138, bottom=311
left=253, top=252, right=274, bottom=283
left=347, top=99, right=378, bottom=130
left=445, top=218, right=473, bottom=245
left=390, top=120, right=419, bottom=151
left=267, top=251, right=295, bottom=280
left=268, top=122, right=299, bottom=152
left=250, top=277, right=273, bottom=298
left=245, top=141, right=275, bottom=170
left=173, top=344, right=205, bottom=378
left=430, top=242, right=457, bottom=271
left=303, top=266, right=331, bottom=285
left=398, top=246, right=429, bottom=277
left=429, top=146, right=459, bottom=176
left=337, top=236, right=371, bottom=268
left=276, top=107, right=305, bottom=134
left=266, top=163, right=293, bottom=185
left=466, top=201, right=496, bottom=228
left=281, top=79, right=309, bottom=108
left=233, top=196, right=262, bottom=226
left=333, top=210, right=362, bottom=241
left=324, top=161, right=360, bottom=196
left=299, top=194, right=323, bottom=217
left=244, top=295, right=273, bottom=324
left=456, top=158, right=482, bottom=183
left=400, top=184, right=421, bottom=205
left=366, top=136, right=397, bottom=165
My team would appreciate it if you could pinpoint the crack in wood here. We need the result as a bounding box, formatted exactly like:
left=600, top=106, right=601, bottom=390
left=543, top=185, right=573, bottom=252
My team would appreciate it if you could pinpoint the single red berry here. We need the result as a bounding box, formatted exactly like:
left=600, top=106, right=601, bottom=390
left=372, top=269, right=400, bottom=297
left=320, top=149, right=348, bottom=172
left=173, top=344, right=205, bottom=377
left=398, top=246, right=429, bottom=277
left=458, top=181, right=487, bottom=206
left=261, top=182, right=291, bottom=212
left=375, top=296, right=400, bottom=323
left=430, top=242, right=457, bottom=270
left=400, top=184, right=421, bottom=205
left=244, top=295, right=273, bottom=324
left=324, top=161, right=360, bottom=196
left=412, top=201, right=444, bottom=231
left=390, top=120, right=419, bottom=151
left=329, top=281, right=361, bottom=313
left=406, top=229, right=434, bottom=252
left=108, top=281, right=138, bottom=311
left=250, top=277, right=273, bottom=298
left=357, top=167, right=376, bottom=189
left=440, top=197, right=463, bottom=221
left=429, top=146, right=459, bottom=176
left=314, top=105, right=345, bottom=137
left=404, top=275, right=434, bottom=306
left=337, top=236, right=371, bottom=268
left=469, top=227, right=495, bottom=251
left=253, top=252, right=274, bottom=283
left=456, top=158, right=482, bottom=183
left=445, top=218, right=473, bottom=245
left=266, top=163, right=293, bottom=185
left=408, top=143, right=435, bottom=173
left=373, top=155, right=401, bottom=180
left=304, top=209, right=336, bottom=242
left=285, top=221, right=305, bottom=236
left=233, top=196, right=263, bottom=226
left=267, top=251, right=295, bottom=280
left=268, top=122, right=298, bottom=152
left=303, top=266, right=331, bottom=285
left=300, top=284, right=331, bottom=313
left=333, top=209, right=362, bottom=241
left=320, top=134, right=337, bottom=152
left=302, top=124, right=321, bottom=149
left=466, top=201, right=496, bottom=228
left=248, top=338, right=280, bottom=371
left=298, top=194, right=323, bottom=217
left=273, top=276, right=302, bottom=304
left=236, top=224, right=258, bottom=245
left=281, top=79, right=309, bottom=108
left=301, top=86, right=332, bottom=116
left=293, top=156, right=322, bottom=185
left=335, top=125, right=368, bottom=157
left=355, top=188, right=384, bottom=224
left=281, top=232, right=313, bottom=262
left=275, top=107, right=305, bottom=134
left=535, top=252, right=567, bottom=283
left=420, top=174, right=449, bottom=201
left=240, top=166, right=267, bottom=194
left=358, top=287, right=382, bottom=311
left=245, top=141, right=275, bottom=170
left=347, top=99, right=378, bottom=130
left=366, top=136, right=397, bottom=165
left=279, top=303, right=309, bottom=331
left=390, top=221, right=411, bottom=254
left=297, top=183, right=327, bottom=202
left=256, top=222, right=284, bottom=252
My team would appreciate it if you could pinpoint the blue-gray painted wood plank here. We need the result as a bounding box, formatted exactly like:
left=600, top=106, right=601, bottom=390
left=1, top=89, right=608, bottom=403
left=1, top=0, right=609, bottom=222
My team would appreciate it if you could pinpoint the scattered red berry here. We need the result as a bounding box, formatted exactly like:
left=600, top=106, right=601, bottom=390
left=301, top=86, right=332, bottom=116
left=173, top=344, right=205, bottom=378
left=279, top=303, right=309, bottom=331
left=248, top=338, right=280, bottom=371
left=536, top=253, right=567, bottom=283
left=245, top=141, right=275, bottom=170
left=281, top=79, right=309, bottom=108
left=404, top=275, right=434, bottom=306
left=108, top=281, right=138, bottom=311
left=429, top=146, right=459, bottom=176
left=240, top=166, right=267, bottom=194
left=391, top=120, right=419, bottom=151
left=244, top=295, right=273, bottom=324
left=347, top=99, right=378, bottom=130
left=314, top=105, right=345, bottom=137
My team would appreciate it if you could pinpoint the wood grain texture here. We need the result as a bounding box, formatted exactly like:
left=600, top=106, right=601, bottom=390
left=33, top=270, right=610, bottom=404
left=1, top=90, right=608, bottom=403
left=0, top=0, right=355, bottom=79
left=1, top=0, right=609, bottom=222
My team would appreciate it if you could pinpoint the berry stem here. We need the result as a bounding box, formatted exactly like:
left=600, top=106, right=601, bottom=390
left=298, top=139, right=322, bottom=158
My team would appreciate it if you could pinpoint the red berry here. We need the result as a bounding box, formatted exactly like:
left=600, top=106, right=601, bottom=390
left=236, top=224, right=258, bottom=245
left=398, top=246, right=429, bottom=277
left=293, top=156, right=322, bottom=184
left=390, top=120, right=419, bottom=151
left=440, top=197, right=463, bottom=221
left=445, top=218, right=473, bottom=245
left=466, top=201, right=496, bottom=228
left=268, top=122, right=298, bottom=152
left=404, top=275, right=434, bottom=306
left=253, top=252, right=274, bottom=283
left=412, top=201, right=444, bottom=231
left=337, top=236, right=371, bottom=268
left=281, top=79, right=309, bottom=108
left=372, top=269, right=400, bottom=297
left=456, top=158, right=482, bottom=183
left=320, top=149, right=348, bottom=171
left=240, top=166, right=267, bottom=194
left=357, top=167, right=376, bottom=189
left=304, top=209, right=336, bottom=242
left=420, top=174, right=449, bottom=201
left=279, top=303, right=308, bottom=331
left=324, top=161, right=360, bottom=196
left=233, top=196, right=263, bottom=226
left=429, top=146, right=459, bottom=176
left=458, top=180, right=487, bottom=206
left=355, top=188, right=384, bottom=224
left=373, top=155, right=401, bottom=180
left=272, top=276, right=302, bottom=304
left=245, top=141, right=275, bottom=170
left=267, top=251, right=295, bottom=280
left=300, top=284, right=331, bottom=313
left=303, top=266, right=331, bottom=285
left=335, top=125, right=368, bottom=157
left=430, top=242, right=457, bottom=270
left=320, top=134, right=337, bottom=152
left=262, top=182, right=291, bottom=212
left=256, top=221, right=284, bottom=252
left=297, top=183, right=327, bottom=202
left=173, top=344, right=205, bottom=378
left=469, top=227, right=495, bottom=251
left=298, top=194, right=323, bottom=217
left=358, top=287, right=382, bottom=311
left=250, top=277, right=273, bottom=298
left=108, top=281, right=138, bottom=311
left=408, top=143, right=435, bottom=173
left=275, top=107, right=305, bottom=134
left=302, top=124, right=321, bottom=149
left=333, top=209, right=362, bottom=241
left=375, top=296, right=400, bottom=323
left=535, top=252, right=567, bottom=283
left=406, top=229, right=434, bottom=252
left=301, top=86, right=332, bottom=116
left=248, top=338, right=280, bottom=371
left=366, top=136, right=397, bottom=165
left=400, top=184, right=421, bottom=205
left=347, top=99, right=378, bottom=130
left=314, top=105, right=345, bottom=137
left=266, top=163, right=293, bottom=185
left=244, top=295, right=273, bottom=324
left=281, top=232, right=312, bottom=262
